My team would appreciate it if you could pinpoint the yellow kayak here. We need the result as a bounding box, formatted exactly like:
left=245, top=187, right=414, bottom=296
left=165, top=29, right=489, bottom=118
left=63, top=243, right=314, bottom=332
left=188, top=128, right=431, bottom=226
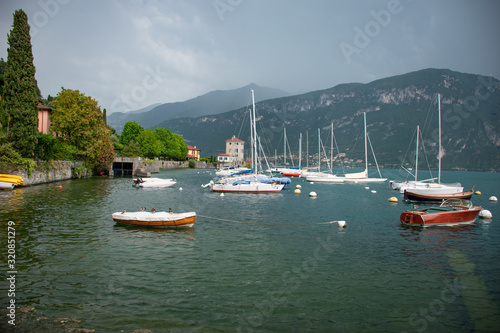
left=0, top=174, right=24, bottom=185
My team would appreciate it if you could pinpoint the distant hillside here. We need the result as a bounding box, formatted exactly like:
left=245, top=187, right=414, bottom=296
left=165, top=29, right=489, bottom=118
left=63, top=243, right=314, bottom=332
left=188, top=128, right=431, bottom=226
left=157, top=68, right=500, bottom=172
left=107, top=84, right=289, bottom=133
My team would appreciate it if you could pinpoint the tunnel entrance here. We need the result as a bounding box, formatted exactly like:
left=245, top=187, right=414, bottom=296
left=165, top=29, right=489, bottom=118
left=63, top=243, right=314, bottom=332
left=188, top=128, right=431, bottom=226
left=113, top=162, right=133, bottom=176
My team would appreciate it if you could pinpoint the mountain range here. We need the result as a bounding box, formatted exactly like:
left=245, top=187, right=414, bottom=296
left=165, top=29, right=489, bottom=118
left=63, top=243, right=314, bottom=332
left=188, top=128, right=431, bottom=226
left=108, top=69, right=500, bottom=172
left=107, top=83, right=290, bottom=133
left=156, top=69, right=500, bottom=172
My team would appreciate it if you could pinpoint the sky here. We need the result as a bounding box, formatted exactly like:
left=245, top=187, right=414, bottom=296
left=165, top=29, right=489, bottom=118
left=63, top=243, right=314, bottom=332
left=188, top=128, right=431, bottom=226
left=1, top=0, right=499, bottom=114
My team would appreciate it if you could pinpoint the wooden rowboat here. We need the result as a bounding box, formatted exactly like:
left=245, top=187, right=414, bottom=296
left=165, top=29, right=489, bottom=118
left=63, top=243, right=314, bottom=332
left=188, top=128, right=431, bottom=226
left=404, top=189, right=474, bottom=202
left=400, top=199, right=482, bottom=227
left=112, top=211, right=196, bottom=228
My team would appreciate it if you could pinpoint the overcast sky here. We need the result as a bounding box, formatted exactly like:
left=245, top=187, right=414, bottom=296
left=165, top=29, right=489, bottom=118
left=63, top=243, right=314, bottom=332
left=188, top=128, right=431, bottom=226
left=1, top=0, right=499, bottom=113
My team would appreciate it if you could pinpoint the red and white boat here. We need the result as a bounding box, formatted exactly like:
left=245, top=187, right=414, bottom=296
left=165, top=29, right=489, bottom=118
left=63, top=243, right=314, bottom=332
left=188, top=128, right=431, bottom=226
left=400, top=199, right=482, bottom=227
left=281, top=168, right=302, bottom=177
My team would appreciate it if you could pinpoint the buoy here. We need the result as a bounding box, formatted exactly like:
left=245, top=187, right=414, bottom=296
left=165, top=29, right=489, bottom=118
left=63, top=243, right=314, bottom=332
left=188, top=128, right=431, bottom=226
left=388, top=197, right=398, bottom=203
left=479, top=209, right=492, bottom=219
left=294, top=189, right=301, bottom=194
left=365, top=186, right=370, bottom=190
left=371, top=190, right=377, bottom=194
left=489, top=196, right=498, bottom=202
left=475, top=190, right=481, bottom=195
left=337, top=220, right=346, bottom=228
left=220, top=193, right=224, bottom=197
left=58, top=186, right=63, bottom=189
left=310, top=182, right=314, bottom=185
left=179, top=187, right=183, bottom=191
left=296, top=184, right=302, bottom=189
left=309, top=191, right=317, bottom=197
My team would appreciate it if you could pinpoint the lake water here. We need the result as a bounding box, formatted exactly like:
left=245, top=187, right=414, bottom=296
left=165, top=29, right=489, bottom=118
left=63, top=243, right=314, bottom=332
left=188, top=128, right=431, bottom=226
left=1, top=168, right=499, bottom=332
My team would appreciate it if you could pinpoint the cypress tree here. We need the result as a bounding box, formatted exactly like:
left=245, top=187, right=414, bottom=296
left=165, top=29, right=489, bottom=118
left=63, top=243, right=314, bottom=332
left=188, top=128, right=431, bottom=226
left=3, top=10, right=39, bottom=157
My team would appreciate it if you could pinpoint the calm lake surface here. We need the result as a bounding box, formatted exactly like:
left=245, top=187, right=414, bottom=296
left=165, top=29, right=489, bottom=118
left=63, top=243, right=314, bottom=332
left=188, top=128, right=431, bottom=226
left=1, top=168, right=499, bottom=332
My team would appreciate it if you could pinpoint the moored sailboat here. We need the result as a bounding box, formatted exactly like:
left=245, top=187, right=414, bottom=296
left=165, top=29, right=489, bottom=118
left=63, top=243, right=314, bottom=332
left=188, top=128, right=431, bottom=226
left=205, top=90, right=290, bottom=193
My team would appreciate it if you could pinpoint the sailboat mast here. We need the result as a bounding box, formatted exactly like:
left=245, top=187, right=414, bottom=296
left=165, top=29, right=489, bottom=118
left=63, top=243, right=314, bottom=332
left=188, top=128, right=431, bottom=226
left=318, top=128, right=321, bottom=171
left=331, top=122, right=334, bottom=173
left=438, top=93, right=441, bottom=184
left=364, top=112, right=368, bottom=172
left=249, top=110, right=253, bottom=171
left=306, top=130, right=309, bottom=169
left=299, top=133, right=302, bottom=169
left=251, top=90, right=258, bottom=175
left=415, top=125, right=419, bottom=182
left=284, top=128, right=286, bottom=166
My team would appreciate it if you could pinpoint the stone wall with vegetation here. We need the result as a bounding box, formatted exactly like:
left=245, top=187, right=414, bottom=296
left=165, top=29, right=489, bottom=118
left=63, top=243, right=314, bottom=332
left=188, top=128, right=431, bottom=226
left=0, top=161, right=88, bottom=186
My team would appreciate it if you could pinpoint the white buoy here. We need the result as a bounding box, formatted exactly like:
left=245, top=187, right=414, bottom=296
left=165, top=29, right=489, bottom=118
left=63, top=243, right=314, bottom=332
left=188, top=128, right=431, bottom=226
left=294, top=189, right=301, bottom=194
left=296, top=184, right=302, bottom=189
left=371, top=190, right=377, bottom=194
left=220, top=193, right=225, bottom=197
left=309, top=191, right=317, bottom=197
left=365, top=186, right=370, bottom=190
left=489, top=196, right=498, bottom=202
left=179, top=187, right=183, bottom=191
left=337, top=220, right=346, bottom=228
left=479, top=210, right=492, bottom=219
left=310, top=182, right=314, bottom=185
left=388, top=197, right=398, bottom=203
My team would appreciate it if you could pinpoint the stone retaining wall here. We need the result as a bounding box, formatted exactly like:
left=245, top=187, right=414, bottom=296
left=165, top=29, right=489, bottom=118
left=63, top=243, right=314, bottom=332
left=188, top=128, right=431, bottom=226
left=1, top=161, right=88, bottom=186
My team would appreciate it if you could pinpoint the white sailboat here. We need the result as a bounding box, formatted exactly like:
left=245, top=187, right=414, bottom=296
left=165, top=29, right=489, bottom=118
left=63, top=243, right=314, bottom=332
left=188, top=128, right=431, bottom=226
left=305, top=124, right=344, bottom=183
left=206, top=90, right=290, bottom=193
left=404, top=94, right=464, bottom=197
left=313, top=113, right=386, bottom=183
left=390, top=125, right=440, bottom=192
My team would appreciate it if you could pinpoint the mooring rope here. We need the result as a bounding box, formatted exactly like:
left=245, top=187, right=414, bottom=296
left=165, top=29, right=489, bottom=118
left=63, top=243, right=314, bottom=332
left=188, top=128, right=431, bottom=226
left=196, top=214, right=346, bottom=227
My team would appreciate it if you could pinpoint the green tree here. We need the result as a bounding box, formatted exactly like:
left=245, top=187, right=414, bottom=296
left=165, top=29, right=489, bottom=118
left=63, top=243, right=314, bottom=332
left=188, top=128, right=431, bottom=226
left=154, top=127, right=188, bottom=160
left=3, top=10, right=39, bottom=157
left=120, top=121, right=144, bottom=145
left=137, top=128, right=162, bottom=159
left=122, top=141, right=142, bottom=157
left=51, top=88, right=115, bottom=171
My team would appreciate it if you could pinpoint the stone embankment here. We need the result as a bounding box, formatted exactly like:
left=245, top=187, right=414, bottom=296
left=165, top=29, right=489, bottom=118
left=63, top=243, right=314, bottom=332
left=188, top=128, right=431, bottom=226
left=1, top=161, right=89, bottom=187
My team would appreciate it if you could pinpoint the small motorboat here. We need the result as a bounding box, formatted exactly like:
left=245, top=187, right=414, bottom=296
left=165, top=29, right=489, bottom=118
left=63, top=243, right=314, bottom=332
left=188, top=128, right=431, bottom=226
left=112, top=210, right=196, bottom=228
left=132, top=177, right=176, bottom=188
left=400, top=199, right=482, bottom=227
left=403, top=188, right=474, bottom=202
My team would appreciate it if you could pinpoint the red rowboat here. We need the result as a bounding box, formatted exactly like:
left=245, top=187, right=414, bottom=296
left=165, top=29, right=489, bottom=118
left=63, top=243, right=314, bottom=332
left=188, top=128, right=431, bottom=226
left=400, top=199, right=482, bottom=227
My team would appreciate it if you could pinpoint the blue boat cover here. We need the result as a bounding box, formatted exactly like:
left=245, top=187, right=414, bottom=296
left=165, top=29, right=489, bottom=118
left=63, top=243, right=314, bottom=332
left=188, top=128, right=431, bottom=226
left=231, top=169, right=254, bottom=176
left=231, top=176, right=291, bottom=185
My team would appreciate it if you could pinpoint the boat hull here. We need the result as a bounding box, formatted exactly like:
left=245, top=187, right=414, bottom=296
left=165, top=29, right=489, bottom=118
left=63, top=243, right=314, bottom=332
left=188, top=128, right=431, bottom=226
left=210, top=183, right=284, bottom=193
left=0, top=181, right=15, bottom=190
left=400, top=207, right=481, bottom=227
left=404, top=190, right=474, bottom=202
left=112, top=211, right=196, bottom=228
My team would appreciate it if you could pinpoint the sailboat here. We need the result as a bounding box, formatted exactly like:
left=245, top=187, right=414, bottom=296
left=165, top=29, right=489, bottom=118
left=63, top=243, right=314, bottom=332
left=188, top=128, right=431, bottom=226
left=304, top=124, right=344, bottom=183
left=282, top=133, right=303, bottom=177
left=404, top=94, right=470, bottom=201
left=309, top=113, right=385, bottom=183
left=390, top=125, right=440, bottom=192
left=206, top=90, right=290, bottom=193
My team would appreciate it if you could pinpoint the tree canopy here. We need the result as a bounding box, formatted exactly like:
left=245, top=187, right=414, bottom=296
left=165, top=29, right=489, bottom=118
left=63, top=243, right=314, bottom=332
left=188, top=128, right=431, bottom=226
left=51, top=88, right=115, bottom=171
left=3, top=10, right=39, bottom=157
left=119, top=121, right=188, bottom=160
